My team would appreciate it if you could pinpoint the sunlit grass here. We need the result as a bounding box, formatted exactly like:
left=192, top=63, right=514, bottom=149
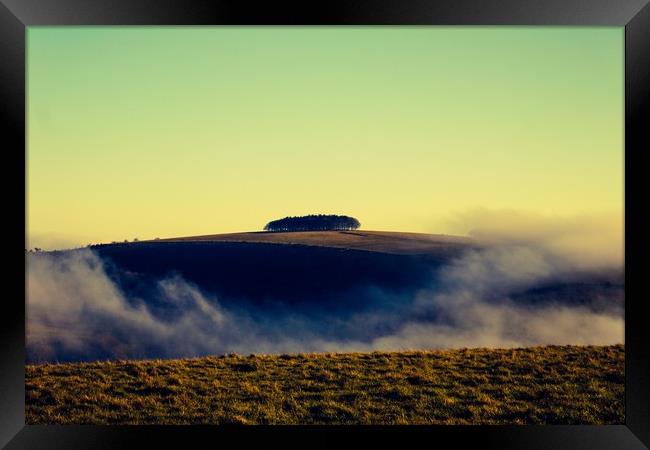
left=26, top=344, right=624, bottom=425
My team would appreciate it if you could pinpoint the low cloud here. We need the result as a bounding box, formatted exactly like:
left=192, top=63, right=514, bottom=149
left=444, top=209, right=623, bottom=271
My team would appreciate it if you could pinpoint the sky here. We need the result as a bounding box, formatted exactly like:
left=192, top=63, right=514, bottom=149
left=27, top=27, right=623, bottom=249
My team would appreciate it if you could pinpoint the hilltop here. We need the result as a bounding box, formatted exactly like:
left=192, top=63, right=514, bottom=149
left=153, top=230, right=474, bottom=255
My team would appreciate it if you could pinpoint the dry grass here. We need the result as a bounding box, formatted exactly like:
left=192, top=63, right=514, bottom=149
left=155, top=230, right=473, bottom=255
left=26, top=345, right=624, bottom=425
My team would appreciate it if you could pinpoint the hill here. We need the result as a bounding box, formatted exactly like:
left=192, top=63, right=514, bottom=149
left=85, top=232, right=475, bottom=315
left=26, top=345, right=624, bottom=425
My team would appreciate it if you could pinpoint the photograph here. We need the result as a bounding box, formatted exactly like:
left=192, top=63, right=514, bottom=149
left=24, top=26, right=625, bottom=425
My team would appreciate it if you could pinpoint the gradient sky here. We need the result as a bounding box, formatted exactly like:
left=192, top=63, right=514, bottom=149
left=27, top=27, right=623, bottom=249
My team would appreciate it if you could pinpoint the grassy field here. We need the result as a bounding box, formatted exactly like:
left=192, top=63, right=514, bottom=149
left=26, top=345, right=624, bottom=425
left=154, top=230, right=473, bottom=255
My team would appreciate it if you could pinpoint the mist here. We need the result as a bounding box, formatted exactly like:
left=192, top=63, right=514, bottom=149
left=26, top=213, right=624, bottom=362
left=444, top=209, right=623, bottom=270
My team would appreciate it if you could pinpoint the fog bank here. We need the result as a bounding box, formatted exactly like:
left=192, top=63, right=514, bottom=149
left=27, top=235, right=623, bottom=362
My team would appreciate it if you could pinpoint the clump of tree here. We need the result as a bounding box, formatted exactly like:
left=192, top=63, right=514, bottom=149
left=263, top=214, right=361, bottom=232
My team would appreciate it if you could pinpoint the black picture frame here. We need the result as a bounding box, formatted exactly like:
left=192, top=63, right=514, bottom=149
left=1, top=0, right=648, bottom=448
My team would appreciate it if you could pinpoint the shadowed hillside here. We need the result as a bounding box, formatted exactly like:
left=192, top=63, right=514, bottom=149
left=91, top=241, right=463, bottom=310
left=88, top=231, right=475, bottom=311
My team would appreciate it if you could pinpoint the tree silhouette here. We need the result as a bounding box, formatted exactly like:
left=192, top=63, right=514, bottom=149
left=263, top=214, right=361, bottom=232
